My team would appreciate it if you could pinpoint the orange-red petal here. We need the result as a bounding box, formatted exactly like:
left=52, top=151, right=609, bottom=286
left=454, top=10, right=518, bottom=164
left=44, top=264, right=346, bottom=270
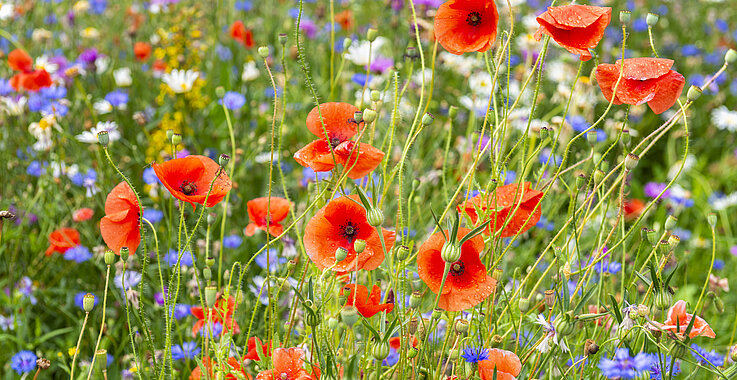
left=306, top=102, right=362, bottom=141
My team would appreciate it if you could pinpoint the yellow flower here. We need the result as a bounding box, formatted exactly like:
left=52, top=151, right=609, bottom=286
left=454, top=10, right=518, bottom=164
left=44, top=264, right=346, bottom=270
left=68, top=347, right=77, bottom=356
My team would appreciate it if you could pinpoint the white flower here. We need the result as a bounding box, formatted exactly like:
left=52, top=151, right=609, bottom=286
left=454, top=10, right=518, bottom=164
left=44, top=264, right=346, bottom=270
left=667, top=154, right=695, bottom=180
left=345, top=37, right=388, bottom=66
left=535, top=314, right=569, bottom=353
left=95, top=56, right=110, bottom=73
left=162, top=69, right=199, bottom=93
left=712, top=192, right=737, bottom=211
left=439, top=51, right=479, bottom=77
left=28, top=116, right=58, bottom=151
left=711, top=106, right=737, bottom=132
left=114, top=67, right=133, bottom=87
left=49, top=162, right=78, bottom=179
left=468, top=71, right=495, bottom=98
left=76, top=121, right=121, bottom=144
left=93, top=100, right=112, bottom=114
left=459, top=95, right=489, bottom=117
left=35, top=55, right=58, bottom=74
left=241, top=61, right=259, bottom=82
left=0, top=3, right=14, bottom=20
left=1, top=96, right=26, bottom=116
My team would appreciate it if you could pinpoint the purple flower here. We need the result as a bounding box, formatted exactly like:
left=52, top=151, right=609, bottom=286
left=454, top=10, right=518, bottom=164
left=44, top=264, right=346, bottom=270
left=223, top=234, right=243, bottom=249
left=644, top=182, right=671, bottom=198
left=65, top=245, right=93, bottom=263
left=691, top=344, right=724, bottom=367
left=174, top=304, right=191, bottom=319
left=105, top=90, right=129, bottom=108
left=11, top=351, right=37, bottom=374
left=78, top=48, right=100, bottom=65
left=166, top=249, right=194, bottom=267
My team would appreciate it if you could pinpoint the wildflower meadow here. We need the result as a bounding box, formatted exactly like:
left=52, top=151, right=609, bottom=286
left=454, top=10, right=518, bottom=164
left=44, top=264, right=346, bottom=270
left=3, top=0, right=737, bottom=379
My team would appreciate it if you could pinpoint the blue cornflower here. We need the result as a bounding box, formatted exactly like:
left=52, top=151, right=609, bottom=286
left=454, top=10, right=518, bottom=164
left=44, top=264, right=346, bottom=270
left=27, top=93, right=47, bottom=112
left=174, top=304, right=191, bottom=320
left=172, top=342, right=201, bottom=360
left=383, top=348, right=399, bottom=366
left=567, top=115, right=590, bottom=133
left=89, top=0, right=107, bottom=14
left=74, top=292, right=98, bottom=310
left=691, top=344, right=724, bottom=367
left=200, top=321, right=223, bottom=338
left=41, top=101, right=68, bottom=117
left=649, top=355, right=680, bottom=380
left=41, top=86, right=66, bottom=99
left=215, top=44, right=232, bottom=61
left=632, top=18, right=648, bottom=32
left=714, top=259, right=725, bottom=271
left=535, top=216, right=555, bottom=231
left=166, top=249, right=194, bottom=267
left=255, top=248, right=287, bottom=271
left=11, top=351, right=37, bottom=374
left=65, top=245, right=93, bottom=263
left=0, top=79, right=13, bottom=95
left=114, top=271, right=142, bottom=291
left=219, top=91, right=246, bottom=110
left=300, top=166, right=331, bottom=187
left=681, top=44, right=700, bottom=57
left=142, top=208, right=164, bottom=224
left=351, top=73, right=370, bottom=87
left=223, top=234, right=243, bottom=249
left=17, top=277, right=37, bottom=305
left=27, top=161, right=46, bottom=177
left=70, top=169, right=99, bottom=197
left=142, top=167, right=160, bottom=185
left=598, top=348, right=654, bottom=379
left=105, top=90, right=129, bottom=108
left=567, top=355, right=588, bottom=371
left=461, top=345, right=490, bottom=363
left=235, top=0, right=253, bottom=11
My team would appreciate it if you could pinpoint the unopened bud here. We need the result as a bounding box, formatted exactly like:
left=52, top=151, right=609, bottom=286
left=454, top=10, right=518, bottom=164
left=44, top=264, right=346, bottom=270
left=519, top=297, right=531, bottom=313
left=576, top=173, right=587, bottom=189
left=647, top=228, right=659, bottom=246
left=203, top=267, right=212, bottom=281
left=104, top=250, right=116, bottom=265
left=370, top=90, right=381, bottom=102
left=166, top=129, right=175, bottom=140
left=654, top=290, right=672, bottom=311
left=621, top=129, right=631, bottom=146
left=258, top=46, right=270, bottom=58
left=372, top=341, right=390, bottom=360
left=409, top=291, right=422, bottom=309
left=171, top=133, right=182, bottom=145
left=714, top=297, right=724, bottom=313
left=686, top=85, right=702, bottom=102
left=366, top=208, right=384, bottom=227
left=544, top=290, right=555, bottom=309
left=455, top=319, right=470, bottom=335
left=646, top=13, right=659, bottom=27
left=725, top=49, right=737, bottom=65
left=664, top=215, right=677, bottom=231
left=440, top=243, right=461, bottom=263
left=342, top=38, right=352, bottom=50
left=83, top=293, right=95, bottom=312
left=492, top=267, right=503, bottom=282
left=366, top=28, right=378, bottom=42
left=215, top=86, right=225, bottom=98
left=637, top=304, right=650, bottom=318
left=707, top=213, right=717, bottom=228
left=394, top=245, right=409, bottom=261
left=328, top=317, right=339, bottom=330
left=448, top=106, right=458, bottom=118
left=340, top=306, right=360, bottom=327
left=593, top=169, right=605, bottom=186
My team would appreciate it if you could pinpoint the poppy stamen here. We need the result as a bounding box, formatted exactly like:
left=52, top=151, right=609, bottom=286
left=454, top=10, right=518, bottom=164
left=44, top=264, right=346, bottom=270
left=330, top=136, right=342, bottom=148
left=450, top=261, right=465, bottom=276
left=179, top=180, right=198, bottom=195
left=466, top=11, right=482, bottom=26
left=341, top=221, right=358, bottom=242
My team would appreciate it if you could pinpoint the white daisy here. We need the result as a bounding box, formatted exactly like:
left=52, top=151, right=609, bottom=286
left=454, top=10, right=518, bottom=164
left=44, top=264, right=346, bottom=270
left=241, top=61, right=260, bottom=82
left=113, top=67, right=133, bottom=87
left=93, top=99, right=112, bottom=114
left=1, top=96, right=26, bottom=116
left=162, top=69, right=199, bottom=93
left=468, top=71, right=495, bottom=98
left=711, top=106, right=737, bottom=132
left=345, top=37, right=388, bottom=66
left=28, top=116, right=58, bottom=151
left=0, top=3, right=14, bottom=21
left=76, top=121, right=121, bottom=144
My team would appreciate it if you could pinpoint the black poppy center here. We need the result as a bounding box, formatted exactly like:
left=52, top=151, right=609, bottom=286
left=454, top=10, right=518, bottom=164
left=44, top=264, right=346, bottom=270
left=330, top=136, right=342, bottom=148
left=179, top=180, right=198, bottom=195
left=450, top=261, right=465, bottom=276
left=341, top=221, right=358, bottom=243
left=466, top=11, right=482, bottom=26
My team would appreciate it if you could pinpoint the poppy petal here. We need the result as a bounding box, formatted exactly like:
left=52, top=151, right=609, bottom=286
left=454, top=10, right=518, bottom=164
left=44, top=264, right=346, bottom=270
left=648, top=70, right=685, bottom=115
left=306, top=102, right=362, bottom=141
left=334, top=141, right=385, bottom=180
left=293, top=139, right=338, bottom=173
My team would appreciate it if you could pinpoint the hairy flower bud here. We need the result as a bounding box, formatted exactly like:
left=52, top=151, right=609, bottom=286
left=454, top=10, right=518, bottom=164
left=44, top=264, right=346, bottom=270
left=340, top=306, right=360, bottom=327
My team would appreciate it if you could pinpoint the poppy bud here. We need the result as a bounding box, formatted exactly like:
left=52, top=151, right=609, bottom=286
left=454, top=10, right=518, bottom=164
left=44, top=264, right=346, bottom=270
left=36, top=358, right=51, bottom=370
left=454, top=319, right=470, bottom=335
left=669, top=341, right=687, bottom=359
left=715, top=296, right=724, bottom=314
left=203, top=267, right=212, bottom=281
left=624, top=153, right=639, bottom=171
left=328, top=317, right=339, bottom=330
left=219, top=154, right=230, bottom=167
left=621, top=129, right=631, bottom=147
left=206, top=256, right=215, bottom=267
left=668, top=234, right=680, bottom=250
left=448, top=106, right=458, bottom=119
left=407, top=347, right=419, bottom=359
left=363, top=108, right=377, bottom=123
left=684, top=86, right=702, bottom=103
left=654, top=290, right=672, bottom=311
left=120, top=246, right=130, bottom=258
left=646, top=13, right=659, bottom=27
left=354, top=239, right=366, bottom=253
left=725, top=49, right=737, bottom=65
left=619, top=10, right=631, bottom=25
left=707, top=213, right=717, bottom=228
left=539, top=127, right=549, bottom=140
left=335, top=247, right=349, bottom=262
left=340, top=306, right=360, bottom=327
left=205, top=286, right=217, bottom=307
left=342, top=38, right=352, bottom=50
left=518, top=297, right=531, bottom=313
left=440, top=242, right=461, bottom=263
left=215, top=86, right=225, bottom=98
left=664, top=215, right=677, bottom=231
left=394, top=245, right=409, bottom=261
left=449, top=348, right=460, bottom=360
left=584, top=339, right=599, bottom=356
left=372, top=341, right=390, bottom=360
left=367, top=208, right=384, bottom=227
left=104, top=250, right=116, bottom=265
left=555, top=312, right=575, bottom=337
left=576, top=173, right=587, bottom=189
left=370, top=90, right=381, bottom=102
left=83, top=293, right=95, bottom=312
left=258, top=46, right=270, bottom=58
left=171, top=133, right=182, bottom=145
left=279, top=34, right=288, bottom=46
left=488, top=334, right=502, bottom=348
left=304, top=304, right=320, bottom=327
left=366, top=28, right=378, bottom=42
left=97, top=131, right=109, bottom=147
left=166, top=129, right=175, bottom=140
left=409, top=291, right=422, bottom=309
left=492, top=267, right=503, bottom=282
left=593, top=169, right=605, bottom=186
left=647, top=228, right=659, bottom=246
left=544, top=290, right=555, bottom=309
left=421, top=113, right=434, bottom=126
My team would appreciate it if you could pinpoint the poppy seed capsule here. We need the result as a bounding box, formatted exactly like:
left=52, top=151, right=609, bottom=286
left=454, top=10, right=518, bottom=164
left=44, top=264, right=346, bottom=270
left=686, top=85, right=702, bottom=102
left=448, top=105, right=458, bottom=118
left=206, top=257, right=215, bottom=267
left=370, top=90, right=381, bottom=102
left=353, top=111, right=363, bottom=123
left=394, top=245, right=409, bottom=261
left=664, top=215, right=677, bottom=231
left=278, top=34, right=288, bottom=46
left=725, top=49, right=737, bottom=65
left=166, top=129, right=175, bottom=140
left=327, top=317, right=339, bottom=330
left=421, top=113, right=434, bottom=126
left=621, top=129, right=631, bottom=146
left=205, top=286, right=217, bottom=307
left=219, top=154, right=230, bottom=167
left=215, top=86, right=225, bottom=98
left=366, top=208, right=384, bottom=227
left=646, top=228, right=659, bottom=245
left=646, top=13, right=659, bottom=27
left=171, top=133, right=182, bottom=145
left=120, top=246, right=130, bottom=258
left=454, top=319, right=470, bottom=335
left=372, top=341, right=390, bottom=360
left=340, top=306, right=360, bottom=327
left=518, top=297, right=531, bottom=313
left=619, top=10, right=631, bottom=25
left=490, top=334, right=503, bottom=348
left=539, top=127, right=549, bottom=140
left=440, top=243, right=461, bottom=263
left=258, top=46, right=269, bottom=58
left=97, top=131, right=109, bottom=147
left=668, top=234, right=680, bottom=250
left=354, top=239, right=367, bottom=253
left=366, top=28, right=378, bottom=42
left=335, top=247, right=349, bottom=262
left=409, top=291, right=422, bottom=309
left=593, top=169, right=605, bottom=186
left=83, top=293, right=95, bottom=312
left=104, top=250, right=115, bottom=265
left=408, top=347, right=419, bottom=359
left=624, top=153, right=639, bottom=171
left=363, top=108, right=377, bottom=123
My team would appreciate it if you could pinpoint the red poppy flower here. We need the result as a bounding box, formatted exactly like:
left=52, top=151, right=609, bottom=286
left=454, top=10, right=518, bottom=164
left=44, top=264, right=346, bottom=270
left=189, top=357, right=253, bottom=380
left=46, top=227, right=80, bottom=256
left=244, top=337, right=272, bottom=361
left=433, top=0, right=499, bottom=55
left=245, top=197, right=293, bottom=237
left=623, top=198, right=645, bottom=222
left=100, top=182, right=141, bottom=255
left=230, top=20, right=254, bottom=48
left=8, top=49, right=53, bottom=92
left=133, top=42, right=151, bottom=61
left=304, top=195, right=395, bottom=272
left=190, top=296, right=241, bottom=337
left=152, top=59, right=167, bottom=73
left=73, top=208, right=94, bottom=222
left=595, top=58, right=686, bottom=115
left=478, top=348, right=522, bottom=380
left=152, top=155, right=232, bottom=209
left=256, top=347, right=316, bottom=380
left=534, top=5, right=611, bottom=61
left=293, top=102, right=384, bottom=180
left=335, top=10, right=353, bottom=31
left=341, top=284, right=394, bottom=318
left=649, top=300, right=716, bottom=339
left=389, top=335, right=419, bottom=350
left=417, top=228, right=496, bottom=311
left=458, top=182, right=543, bottom=238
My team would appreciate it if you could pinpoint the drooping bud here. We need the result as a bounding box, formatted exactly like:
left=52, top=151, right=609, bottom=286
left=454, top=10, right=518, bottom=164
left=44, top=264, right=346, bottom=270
left=83, top=293, right=95, bottom=312
left=104, top=250, right=116, bottom=265
left=492, top=267, right=503, bottom=282
left=205, top=286, right=217, bottom=307
left=304, top=301, right=320, bottom=327
left=646, top=13, right=659, bottom=27
left=340, top=306, right=360, bottom=327
left=714, top=296, right=724, bottom=313
left=354, top=239, right=366, bottom=254
left=593, top=169, right=605, bottom=186
left=624, top=153, right=639, bottom=171
left=335, top=247, right=349, bottom=262
left=343, top=38, right=352, bottom=51
left=258, top=46, right=270, bottom=58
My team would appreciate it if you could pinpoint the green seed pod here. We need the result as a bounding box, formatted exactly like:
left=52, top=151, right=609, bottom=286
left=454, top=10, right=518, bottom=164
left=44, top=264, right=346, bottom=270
left=363, top=108, right=377, bottom=123
left=539, top=127, right=549, bottom=140
left=219, top=154, right=230, bottom=167
left=97, top=131, right=109, bottom=147
left=646, top=13, right=659, bottom=27
left=421, top=113, right=434, bottom=126
left=647, top=229, right=659, bottom=246
left=335, top=247, right=349, bottom=263
left=366, top=208, right=384, bottom=227
left=370, top=90, right=381, bottom=102
left=171, top=133, right=182, bottom=145
left=668, top=235, right=680, bottom=250
left=206, top=256, right=215, bottom=267
left=664, top=215, right=678, bottom=231
left=686, top=85, right=702, bottom=102
left=454, top=319, right=470, bottom=335
left=621, top=129, right=631, bottom=146
left=431, top=308, right=442, bottom=320
left=354, top=111, right=363, bottom=123
left=340, top=306, right=360, bottom=327
left=258, top=46, right=270, bottom=58
left=518, top=297, right=531, bottom=313
left=440, top=243, right=461, bottom=263
left=593, top=169, right=606, bottom=186
left=120, top=246, right=130, bottom=259
left=619, top=10, right=631, bottom=25
left=104, top=250, right=116, bottom=265
left=669, top=341, right=687, bottom=359
left=372, top=341, right=390, bottom=360
left=394, top=245, right=409, bottom=261
left=576, top=173, right=587, bottom=189
left=328, top=317, right=340, bottom=330
left=725, top=49, right=737, bottom=65
left=407, top=347, right=419, bottom=359
left=624, top=153, right=640, bottom=171
left=587, top=130, right=599, bottom=145
left=490, top=334, right=503, bottom=348
left=448, top=106, right=458, bottom=119
left=166, top=129, right=175, bottom=141
left=658, top=240, right=670, bottom=254
left=278, top=33, right=288, bottom=46
left=409, top=291, right=422, bottom=309
left=354, top=239, right=367, bottom=254
left=492, top=267, right=503, bottom=282
left=205, top=286, right=217, bottom=307
left=92, top=350, right=106, bottom=375
left=215, top=86, right=226, bottom=98
left=83, top=293, right=95, bottom=312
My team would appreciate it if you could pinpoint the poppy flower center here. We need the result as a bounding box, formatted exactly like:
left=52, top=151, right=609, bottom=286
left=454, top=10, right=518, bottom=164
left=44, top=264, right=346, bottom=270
left=466, top=11, right=482, bottom=26
left=330, top=136, right=342, bottom=148
left=340, top=221, right=358, bottom=242
left=179, top=180, right=198, bottom=195
left=450, top=261, right=465, bottom=276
